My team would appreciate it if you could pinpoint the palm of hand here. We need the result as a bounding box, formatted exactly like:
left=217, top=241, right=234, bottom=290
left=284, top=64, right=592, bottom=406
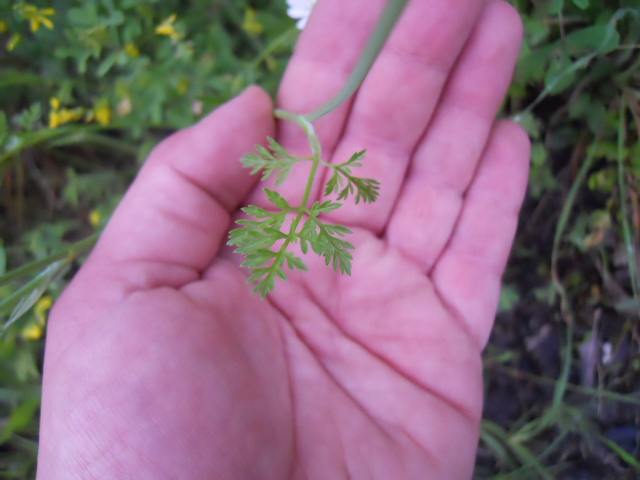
left=38, top=1, right=529, bottom=479
left=41, top=232, right=481, bottom=479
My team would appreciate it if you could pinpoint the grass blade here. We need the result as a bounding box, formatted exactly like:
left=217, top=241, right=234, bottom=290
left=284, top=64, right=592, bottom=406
left=1, top=260, right=68, bottom=333
left=617, top=98, right=640, bottom=317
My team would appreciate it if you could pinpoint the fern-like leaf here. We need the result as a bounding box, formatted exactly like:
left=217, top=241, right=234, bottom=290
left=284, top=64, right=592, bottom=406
left=240, top=137, right=308, bottom=186
left=324, top=150, right=380, bottom=204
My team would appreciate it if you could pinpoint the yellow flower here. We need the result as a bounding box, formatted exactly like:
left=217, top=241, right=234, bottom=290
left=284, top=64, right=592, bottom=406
left=14, top=4, right=56, bottom=32
left=21, top=324, right=44, bottom=340
left=35, top=296, right=52, bottom=321
left=266, top=55, right=277, bottom=72
left=94, top=99, right=111, bottom=126
left=177, top=77, right=189, bottom=95
left=155, top=14, right=181, bottom=41
left=49, top=111, right=60, bottom=128
left=86, top=99, right=111, bottom=126
left=124, top=42, right=140, bottom=57
left=0, top=20, right=8, bottom=33
left=21, top=296, right=53, bottom=341
left=6, top=33, right=21, bottom=52
left=48, top=98, right=84, bottom=129
left=50, top=109, right=83, bottom=128
left=242, top=8, right=263, bottom=35
left=89, top=210, right=102, bottom=228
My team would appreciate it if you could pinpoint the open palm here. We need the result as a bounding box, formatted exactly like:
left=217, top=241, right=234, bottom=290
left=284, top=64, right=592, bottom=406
left=37, top=0, right=530, bottom=478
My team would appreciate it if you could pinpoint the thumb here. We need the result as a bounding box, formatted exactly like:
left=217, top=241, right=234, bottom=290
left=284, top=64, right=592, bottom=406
left=86, top=86, right=274, bottom=292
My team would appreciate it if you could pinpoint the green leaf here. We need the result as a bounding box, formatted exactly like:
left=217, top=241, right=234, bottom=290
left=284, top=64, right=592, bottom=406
left=264, top=188, right=292, bottom=210
left=310, top=200, right=342, bottom=215
left=253, top=275, right=275, bottom=298
left=67, top=5, right=99, bottom=27
left=0, top=394, right=41, bottom=443
left=568, top=93, right=607, bottom=135
left=351, top=177, right=380, bottom=204
left=516, top=45, right=554, bottom=84
left=242, top=205, right=272, bottom=219
left=565, top=24, right=620, bottom=55
left=499, top=284, right=520, bottom=312
left=233, top=116, right=378, bottom=295
left=345, top=149, right=367, bottom=167
left=543, top=51, right=577, bottom=95
left=2, top=260, right=68, bottom=333
left=0, top=111, right=7, bottom=148
left=523, top=18, right=551, bottom=47
left=228, top=227, right=276, bottom=254
left=242, top=249, right=278, bottom=268
left=324, top=170, right=343, bottom=196
left=241, top=139, right=304, bottom=186
left=267, top=137, right=297, bottom=160
left=247, top=267, right=271, bottom=284
left=14, top=104, right=42, bottom=132
left=284, top=253, right=308, bottom=272
left=0, top=241, right=6, bottom=276
left=327, top=224, right=353, bottom=237
left=241, top=153, right=268, bottom=175
left=325, top=150, right=380, bottom=204
left=548, top=0, right=564, bottom=15
left=571, top=0, right=589, bottom=9
left=97, top=51, right=122, bottom=77
left=255, top=144, right=275, bottom=160
left=302, top=217, right=354, bottom=276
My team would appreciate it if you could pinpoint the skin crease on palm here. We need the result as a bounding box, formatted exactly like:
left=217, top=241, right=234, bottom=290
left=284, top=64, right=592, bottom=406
left=36, top=0, right=531, bottom=479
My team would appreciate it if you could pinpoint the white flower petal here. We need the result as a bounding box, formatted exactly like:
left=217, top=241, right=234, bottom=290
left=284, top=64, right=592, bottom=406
left=287, top=7, right=310, bottom=18
left=286, top=0, right=316, bottom=29
left=287, top=0, right=311, bottom=9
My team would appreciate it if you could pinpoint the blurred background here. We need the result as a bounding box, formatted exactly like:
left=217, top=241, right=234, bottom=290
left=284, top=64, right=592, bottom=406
left=0, top=0, right=638, bottom=478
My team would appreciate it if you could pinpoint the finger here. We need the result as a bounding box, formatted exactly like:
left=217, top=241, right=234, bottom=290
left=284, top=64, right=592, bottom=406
left=430, top=120, right=530, bottom=349
left=320, top=0, right=484, bottom=231
left=386, top=0, right=524, bottom=263
left=86, top=87, right=274, bottom=290
left=246, top=0, right=388, bottom=206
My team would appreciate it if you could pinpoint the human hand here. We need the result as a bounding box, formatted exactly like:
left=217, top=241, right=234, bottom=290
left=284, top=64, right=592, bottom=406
left=37, top=0, right=530, bottom=478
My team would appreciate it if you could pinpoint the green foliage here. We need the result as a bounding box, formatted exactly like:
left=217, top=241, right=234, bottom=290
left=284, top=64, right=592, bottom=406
left=0, top=0, right=638, bottom=477
left=240, top=136, right=303, bottom=185
left=486, top=1, right=640, bottom=477
left=0, top=0, right=297, bottom=325
left=324, top=150, right=381, bottom=204
left=1, top=0, right=295, bottom=164
left=0, top=1, right=297, bottom=475
left=229, top=130, right=378, bottom=298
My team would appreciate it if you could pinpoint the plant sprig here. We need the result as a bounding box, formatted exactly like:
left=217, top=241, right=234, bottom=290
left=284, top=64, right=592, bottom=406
left=228, top=111, right=379, bottom=297
left=229, top=0, right=411, bottom=297
left=324, top=150, right=380, bottom=204
left=241, top=137, right=309, bottom=186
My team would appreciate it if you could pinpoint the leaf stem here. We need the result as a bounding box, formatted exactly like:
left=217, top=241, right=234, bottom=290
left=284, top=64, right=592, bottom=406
left=274, top=109, right=322, bottom=156
left=302, top=0, right=410, bottom=123
left=260, top=110, right=324, bottom=292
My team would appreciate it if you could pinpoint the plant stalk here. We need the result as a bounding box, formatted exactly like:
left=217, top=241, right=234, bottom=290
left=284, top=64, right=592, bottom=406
left=303, top=0, right=410, bottom=123
left=262, top=111, right=323, bottom=291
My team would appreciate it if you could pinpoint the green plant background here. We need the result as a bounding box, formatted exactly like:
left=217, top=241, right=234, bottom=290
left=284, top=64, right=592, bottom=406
left=0, top=0, right=638, bottom=478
